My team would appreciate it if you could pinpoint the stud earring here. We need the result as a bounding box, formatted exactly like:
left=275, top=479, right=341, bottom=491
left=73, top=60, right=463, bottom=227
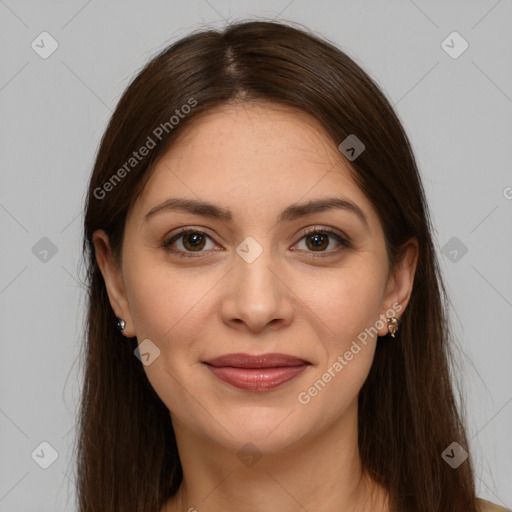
left=387, top=317, right=398, bottom=338
left=116, top=318, right=126, bottom=332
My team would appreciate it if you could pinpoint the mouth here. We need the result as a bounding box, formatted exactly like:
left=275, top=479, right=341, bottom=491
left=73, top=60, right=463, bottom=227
left=202, top=353, right=311, bottom=391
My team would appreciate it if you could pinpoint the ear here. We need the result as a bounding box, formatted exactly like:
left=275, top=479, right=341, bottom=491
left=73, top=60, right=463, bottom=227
left=92, top=229, right=136, bottom=338
left=377, top=237, right=419, bottom=336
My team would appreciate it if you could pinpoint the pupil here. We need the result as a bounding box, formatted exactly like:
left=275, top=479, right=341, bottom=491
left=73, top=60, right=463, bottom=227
left=185, top=233, right=205, bottom=250
left=308, top=233, right=327, bottom=250
left=189, top=234, right=201, bottom=245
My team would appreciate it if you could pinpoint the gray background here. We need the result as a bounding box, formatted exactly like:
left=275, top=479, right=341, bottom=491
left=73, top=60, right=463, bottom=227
left=1, top=1, right=511, bottom=510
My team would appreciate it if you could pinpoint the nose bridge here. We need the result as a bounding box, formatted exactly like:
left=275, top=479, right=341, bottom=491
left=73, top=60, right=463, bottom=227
left=234, top=236, right=279, bottom=301
left=236, top=248, right=275, bottom=293
left=223, top=235, right=293, bottom=330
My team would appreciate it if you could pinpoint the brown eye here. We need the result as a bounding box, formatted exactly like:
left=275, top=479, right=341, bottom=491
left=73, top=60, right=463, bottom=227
left=293, top=227, right=351, bottom=257
left=182, top=232, right=206, bottom=251
left=163, top=229, right=218, bottom=256
left=305, top=232, right=329, bottom=251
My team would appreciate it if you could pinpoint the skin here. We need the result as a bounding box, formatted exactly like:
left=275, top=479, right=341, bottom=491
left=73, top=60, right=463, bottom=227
left=94, top=101, right=418, bottom=512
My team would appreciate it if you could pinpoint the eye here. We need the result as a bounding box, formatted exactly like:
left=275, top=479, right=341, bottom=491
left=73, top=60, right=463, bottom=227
left=293, top=227, right=351, bottom=257
left=162, top=226, right=351, bottom=259
left=162, top=228, right=219, bottom=257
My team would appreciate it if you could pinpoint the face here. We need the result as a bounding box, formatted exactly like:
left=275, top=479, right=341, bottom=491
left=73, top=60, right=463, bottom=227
left=94, top=101, right=416, bottom=455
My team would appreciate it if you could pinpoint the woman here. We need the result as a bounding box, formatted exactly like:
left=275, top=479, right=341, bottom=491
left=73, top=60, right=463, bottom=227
left=77, top=20, right=509, bottom=512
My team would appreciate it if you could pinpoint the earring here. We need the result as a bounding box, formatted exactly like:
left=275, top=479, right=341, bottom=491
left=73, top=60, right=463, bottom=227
left=387, top=317, right=398, bottom=338
left=116, top=318, right=126, bottom=332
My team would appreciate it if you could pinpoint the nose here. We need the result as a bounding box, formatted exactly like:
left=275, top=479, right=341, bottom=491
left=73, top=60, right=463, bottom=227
left=220, top=245, right=294, bottom=333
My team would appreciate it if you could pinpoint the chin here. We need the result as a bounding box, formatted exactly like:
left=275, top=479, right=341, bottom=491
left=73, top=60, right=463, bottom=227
left=209, top=412, right=308, bottom=454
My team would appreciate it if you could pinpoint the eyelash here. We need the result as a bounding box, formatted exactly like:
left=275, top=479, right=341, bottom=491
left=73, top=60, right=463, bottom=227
left=162, top=227, right=351, bottom=259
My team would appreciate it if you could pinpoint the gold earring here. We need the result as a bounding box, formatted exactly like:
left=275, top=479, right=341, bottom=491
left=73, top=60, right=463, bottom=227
left=387, top=317, right=398, bottom=338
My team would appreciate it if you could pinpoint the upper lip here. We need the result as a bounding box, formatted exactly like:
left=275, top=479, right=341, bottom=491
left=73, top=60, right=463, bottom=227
left=203, top=353, right=310, bottom=368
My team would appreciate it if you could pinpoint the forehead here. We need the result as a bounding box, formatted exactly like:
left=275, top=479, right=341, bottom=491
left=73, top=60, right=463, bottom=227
left=168, top=101, right=340, bottom=160
left=130, top=101, right=378, bottom=229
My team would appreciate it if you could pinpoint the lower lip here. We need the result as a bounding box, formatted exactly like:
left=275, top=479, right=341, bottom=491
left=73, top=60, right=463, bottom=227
left=203, top=363, right=309, bottom=391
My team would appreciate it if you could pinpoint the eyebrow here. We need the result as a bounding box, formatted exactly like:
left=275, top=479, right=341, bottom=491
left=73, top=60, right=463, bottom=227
left=144, top=197, right=368, bottom=227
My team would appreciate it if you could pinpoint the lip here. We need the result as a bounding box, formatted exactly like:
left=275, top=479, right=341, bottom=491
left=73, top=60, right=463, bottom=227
left=203, top=352, right=310, bottom=368
left=202, top=353, right=311, bottom=391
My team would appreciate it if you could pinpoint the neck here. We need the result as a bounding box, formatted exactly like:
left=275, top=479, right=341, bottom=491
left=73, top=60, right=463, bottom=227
left=165, top=399, right=389, bottom=512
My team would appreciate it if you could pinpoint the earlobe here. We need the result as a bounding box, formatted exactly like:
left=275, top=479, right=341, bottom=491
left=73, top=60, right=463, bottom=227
left=92, top=229, right=135, bottom=337
left=378, top=238, right=419, bottom=337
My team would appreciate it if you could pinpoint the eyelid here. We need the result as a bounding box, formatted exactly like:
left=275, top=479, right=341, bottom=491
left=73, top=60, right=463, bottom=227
left=291, top=226, right=351, bottom=255
left=162, top=227, right=221, bottom=257
left=162, top=225, right=351, bottom=257
left=298, top=225, right=350, bottom=243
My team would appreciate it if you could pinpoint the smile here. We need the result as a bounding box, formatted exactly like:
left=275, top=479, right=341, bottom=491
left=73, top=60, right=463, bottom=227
left=202, top=352, right=311, bottom=391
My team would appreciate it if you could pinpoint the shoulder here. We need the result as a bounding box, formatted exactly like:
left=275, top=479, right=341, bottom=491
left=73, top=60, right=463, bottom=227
left=476, top=498, right=512, bottom=512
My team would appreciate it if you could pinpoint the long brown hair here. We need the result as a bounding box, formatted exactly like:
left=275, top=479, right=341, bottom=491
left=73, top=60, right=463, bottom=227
left=77, top=20, right=476, bottom=511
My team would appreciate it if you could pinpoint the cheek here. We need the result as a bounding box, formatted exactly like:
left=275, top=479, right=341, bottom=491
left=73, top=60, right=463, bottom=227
left=294, top=326, right=379, bottom=428
left=123, top=254, right=217, bottom=344
left=294, top=263, right=385, bottom=345
left=122, top=258, right=211, bottom=416
left=291, top=265, right=384, bottom=410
